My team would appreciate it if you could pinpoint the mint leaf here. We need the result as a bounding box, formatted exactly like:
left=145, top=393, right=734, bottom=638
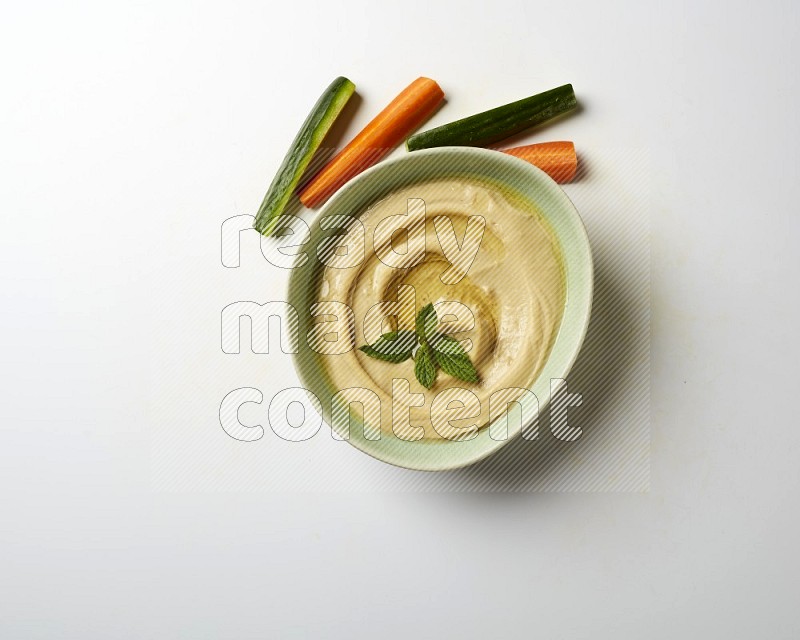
left=359, top=330, right=417, bottom=363
left=431, top=333, right=478, bottom=382
left=415, top=303, right=437, bottom=339
left=435, top=351, right=479, bottom=384
left=414, top=343, right=437, bottom=389
left=429, top=332, right=468, bottom=356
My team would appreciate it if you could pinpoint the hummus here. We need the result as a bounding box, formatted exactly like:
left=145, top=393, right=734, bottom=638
left=313, top=177, right=565, bottom=441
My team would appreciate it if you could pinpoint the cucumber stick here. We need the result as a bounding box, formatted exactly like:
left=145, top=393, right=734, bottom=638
left=254, top=76, right=355, bottom=236
left=406, top=84, right=576, bottom=151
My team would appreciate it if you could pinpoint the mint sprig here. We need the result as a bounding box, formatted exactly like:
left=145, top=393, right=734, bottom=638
left=359, top=303, right=479, bottom=389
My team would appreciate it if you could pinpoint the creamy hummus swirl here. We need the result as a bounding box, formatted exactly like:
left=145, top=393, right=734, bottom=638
left=314, top=177, right=565, bottom=441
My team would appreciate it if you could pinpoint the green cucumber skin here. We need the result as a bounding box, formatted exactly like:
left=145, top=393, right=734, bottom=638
left=254, top=76, right=355, bottom=236
left=406, top=84, right=576, bottom=151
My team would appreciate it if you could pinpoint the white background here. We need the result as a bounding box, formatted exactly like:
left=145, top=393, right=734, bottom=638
left=2, top=0, right=799, bottom=637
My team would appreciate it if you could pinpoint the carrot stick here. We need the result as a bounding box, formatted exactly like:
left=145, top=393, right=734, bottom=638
left=298, top=77, right=444, bottom=208
left=500, top=141, right=578, bottom=183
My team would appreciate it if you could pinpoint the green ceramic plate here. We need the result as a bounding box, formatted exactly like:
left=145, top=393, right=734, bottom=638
left=287, top=147, right=593, bottom=471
